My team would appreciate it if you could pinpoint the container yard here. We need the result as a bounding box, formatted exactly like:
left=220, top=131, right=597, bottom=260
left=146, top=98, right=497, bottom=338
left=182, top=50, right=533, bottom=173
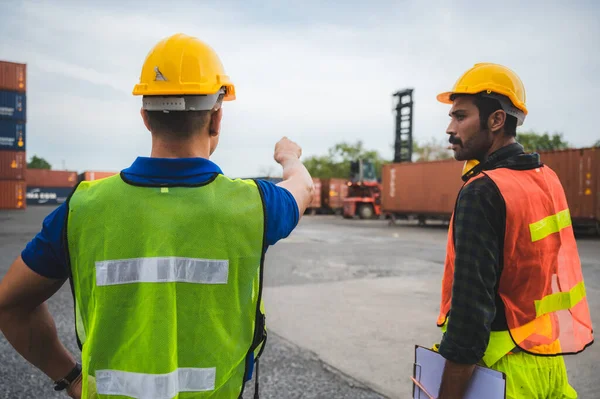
left=1, top=10, right=599, bottom=399
left=0, top=60, right=26, bottom=210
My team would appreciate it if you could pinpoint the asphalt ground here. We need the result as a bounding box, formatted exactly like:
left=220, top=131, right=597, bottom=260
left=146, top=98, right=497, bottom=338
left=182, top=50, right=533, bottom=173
left=1, top=207, right=599, bottom=398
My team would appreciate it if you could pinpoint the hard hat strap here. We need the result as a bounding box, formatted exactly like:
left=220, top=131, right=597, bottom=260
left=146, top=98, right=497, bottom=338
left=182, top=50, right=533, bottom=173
left=142, top=89, right=225, bottom=112
left=481, top=92, right=526, bottom=126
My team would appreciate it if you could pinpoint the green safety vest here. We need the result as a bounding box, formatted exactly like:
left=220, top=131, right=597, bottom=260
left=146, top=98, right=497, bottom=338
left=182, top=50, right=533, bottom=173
left=439, top=320, right=519, bottom=367
left=65, top=173, right=267, bottom=399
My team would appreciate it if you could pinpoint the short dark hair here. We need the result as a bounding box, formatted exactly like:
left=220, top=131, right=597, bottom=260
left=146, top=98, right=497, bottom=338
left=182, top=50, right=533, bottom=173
left=451, top=92, right=517, bottom=137
left=145, top=110, right=212, bottom=139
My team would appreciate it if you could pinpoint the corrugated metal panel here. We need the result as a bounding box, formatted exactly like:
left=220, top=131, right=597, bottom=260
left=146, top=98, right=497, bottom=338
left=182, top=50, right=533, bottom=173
left=382, top=159, right=464, bottom=215
left=0, top=91, right=26, bottom=121
left=0, top=61, right=26, bottom=92
left=0, top=150, right=26, bottom=180
left=0, top=120, right=26, bottom=151
left=322, top=178, right=349, bottom=209
left=26, top=186, right=75, bottom=205
left=540, top=147, right=599, bottom=223
left=0, top=180, right=26, bottom=209
left=309, top=178, right=322, bottom=208
left=27, top=169, right=77, bottom=188
left=78, top=171, right=118, bottom=182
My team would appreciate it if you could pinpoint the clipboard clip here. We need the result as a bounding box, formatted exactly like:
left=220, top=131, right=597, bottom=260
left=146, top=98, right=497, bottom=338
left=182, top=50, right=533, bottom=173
left=412, top=363, right=436, bottom=399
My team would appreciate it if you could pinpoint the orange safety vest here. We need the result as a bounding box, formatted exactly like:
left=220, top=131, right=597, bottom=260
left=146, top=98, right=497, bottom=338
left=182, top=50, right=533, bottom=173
left=437, top=165, right=593, bottom=365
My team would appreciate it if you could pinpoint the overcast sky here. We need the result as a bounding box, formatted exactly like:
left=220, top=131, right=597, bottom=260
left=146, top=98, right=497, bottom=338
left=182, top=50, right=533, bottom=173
left=1, top=0, right=598, bottom=177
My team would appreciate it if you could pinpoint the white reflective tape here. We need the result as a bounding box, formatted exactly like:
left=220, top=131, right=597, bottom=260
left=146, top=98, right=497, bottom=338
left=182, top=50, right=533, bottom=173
left=95, top=257, right=229, bottom=286
left=96, top=367, right=216, bottom=398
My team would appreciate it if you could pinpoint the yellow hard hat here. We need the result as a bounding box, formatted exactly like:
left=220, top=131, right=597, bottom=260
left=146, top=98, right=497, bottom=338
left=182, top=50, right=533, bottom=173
left=132, top=33, right=235, bottom=102
left=437, top=63, right=527, bottom=124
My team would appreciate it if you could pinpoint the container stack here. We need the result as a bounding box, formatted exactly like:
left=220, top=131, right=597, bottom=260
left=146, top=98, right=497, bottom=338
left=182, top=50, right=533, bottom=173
left=0, top=60, right=27, bottom=210
left=26, top=169, right=78, bottom=206
left=78, top=171, right=118, bottom=182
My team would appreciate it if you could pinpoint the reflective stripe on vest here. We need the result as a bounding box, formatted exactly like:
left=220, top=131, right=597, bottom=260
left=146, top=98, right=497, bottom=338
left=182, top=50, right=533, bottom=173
left=437, top=166, right=593, bottom=366
left=66, top=174, right=267, bottom=399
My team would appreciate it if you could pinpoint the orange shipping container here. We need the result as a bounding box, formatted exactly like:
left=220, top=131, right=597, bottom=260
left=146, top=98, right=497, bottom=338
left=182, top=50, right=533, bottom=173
left=78, top=171, right=118, bottom=182
left=382, top=159, right=464, bottom=217
left=0, top=61, right=26, bottom=92
left=322, top=178, right=349, bottom=210
left=27, top=169, right=78, bottom=188
left=539, top=147, right=599, bottom=224
left=0, top=150, right=26, bottom=180
left=309, top=178, right=322, bottom=208
left=0, top=180, right=26, bottom=209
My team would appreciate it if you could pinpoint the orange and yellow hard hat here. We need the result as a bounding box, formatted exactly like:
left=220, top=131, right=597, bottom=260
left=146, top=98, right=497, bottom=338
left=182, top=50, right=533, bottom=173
left=437, top=63, right=527, bottom=125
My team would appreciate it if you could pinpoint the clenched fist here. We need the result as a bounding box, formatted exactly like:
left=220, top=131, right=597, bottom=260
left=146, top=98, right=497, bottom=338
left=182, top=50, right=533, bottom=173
left=274, top=137, right=302, bottom=165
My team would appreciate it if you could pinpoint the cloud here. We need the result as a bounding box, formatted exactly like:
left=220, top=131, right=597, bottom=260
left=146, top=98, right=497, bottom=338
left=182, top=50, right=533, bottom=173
left=0, top=0, right=598, bottom=176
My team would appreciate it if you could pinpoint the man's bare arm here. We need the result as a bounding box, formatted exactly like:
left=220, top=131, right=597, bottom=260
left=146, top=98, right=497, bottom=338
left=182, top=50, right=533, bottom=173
left=438, top=360, right=476, bottom=399
left=274, top=137, right=314, bottom=215
left=0, top=256, right=77, bottom=382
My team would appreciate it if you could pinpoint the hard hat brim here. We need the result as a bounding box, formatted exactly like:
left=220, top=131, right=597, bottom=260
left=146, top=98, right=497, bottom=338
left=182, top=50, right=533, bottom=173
left=436, top=92, right=454, bottom=104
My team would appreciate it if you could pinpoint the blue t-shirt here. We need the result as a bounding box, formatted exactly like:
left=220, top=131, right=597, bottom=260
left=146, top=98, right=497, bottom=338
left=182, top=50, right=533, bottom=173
left=21, top=157, right=299, bottom=279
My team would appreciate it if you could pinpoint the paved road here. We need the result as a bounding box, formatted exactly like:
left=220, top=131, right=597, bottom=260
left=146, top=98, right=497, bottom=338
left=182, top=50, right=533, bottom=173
left=1, top=207, right=599, bottom=398
left=263, top=216, right=600, bottom=398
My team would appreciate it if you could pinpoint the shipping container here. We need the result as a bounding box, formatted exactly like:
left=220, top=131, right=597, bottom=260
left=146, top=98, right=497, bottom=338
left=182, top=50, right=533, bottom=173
left=26, top=169, right=78, bottom=188
left=0, top=150, right=26, bottom=180
left=78, top=171, right=118, bottom=182
left=382, top=159, right=464, bottom=220
left=0, top=90, right=26, bottom=121
left=26, top=186, right=75, bottom=206
left=0, top=61, right=26, bottom=92
left=308, top=178, right=322, bottom=210
left=0, top=120, right=25, bottom=151
left=539, top=147, right=599, bottom=226
left=321, top=178, right=349, bottom=211
left=0, top=180, right=26, bottom=209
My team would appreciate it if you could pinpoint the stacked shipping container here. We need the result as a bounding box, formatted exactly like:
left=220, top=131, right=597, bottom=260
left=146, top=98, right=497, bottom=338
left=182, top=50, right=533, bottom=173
left=78, top=171, right=118, bottom=182
left=0, top=60, right=27, bottom=210
left=308, top=178, right=322, bottom=212
left=26, top=169, right=78, bottom=206
left=539, top=147, right=599, bottom=227
left=321, top=178, right=349, bottom=213
left=381, top=147, right=600, bottom=229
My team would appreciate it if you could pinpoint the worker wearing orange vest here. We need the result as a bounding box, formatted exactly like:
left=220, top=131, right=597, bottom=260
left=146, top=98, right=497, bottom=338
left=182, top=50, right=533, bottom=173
left=434, top=63, right=593, bottom=399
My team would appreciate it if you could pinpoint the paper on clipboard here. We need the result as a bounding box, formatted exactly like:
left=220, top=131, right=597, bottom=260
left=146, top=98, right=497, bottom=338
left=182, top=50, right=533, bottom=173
left=413, top=345, right=506, bottom=399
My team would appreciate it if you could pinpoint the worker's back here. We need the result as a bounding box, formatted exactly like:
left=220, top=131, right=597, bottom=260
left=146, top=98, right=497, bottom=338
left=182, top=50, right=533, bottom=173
left=67, top=174, right=268, bottom=398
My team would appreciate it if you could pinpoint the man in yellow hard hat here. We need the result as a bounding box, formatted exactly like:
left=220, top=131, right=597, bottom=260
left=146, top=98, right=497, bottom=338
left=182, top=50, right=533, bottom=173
left=0, top=33, right=314, bottom=398
left=433, top=63, right=593, bottom=399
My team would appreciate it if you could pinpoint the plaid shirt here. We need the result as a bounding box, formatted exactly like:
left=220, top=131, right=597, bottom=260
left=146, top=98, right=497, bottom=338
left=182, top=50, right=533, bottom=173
left=438, top=143, right=542, bottom=364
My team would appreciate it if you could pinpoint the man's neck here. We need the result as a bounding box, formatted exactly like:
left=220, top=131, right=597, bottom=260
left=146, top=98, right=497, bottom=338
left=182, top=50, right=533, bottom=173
left=480, top=135, right=517, bottom=162
left=150, top=136, right=211, bottom=159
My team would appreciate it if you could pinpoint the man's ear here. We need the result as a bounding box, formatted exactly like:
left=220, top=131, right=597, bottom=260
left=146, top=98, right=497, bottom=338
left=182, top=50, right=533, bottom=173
left=489, top=109, right=506, bottom=133
left=209, top=108, right=223, bottom=137
left=140, top=108, right=151, bottom=132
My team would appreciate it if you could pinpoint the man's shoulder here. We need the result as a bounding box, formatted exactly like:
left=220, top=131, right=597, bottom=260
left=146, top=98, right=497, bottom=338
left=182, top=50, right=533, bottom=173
left=460, top=174, right=499, bottom=198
